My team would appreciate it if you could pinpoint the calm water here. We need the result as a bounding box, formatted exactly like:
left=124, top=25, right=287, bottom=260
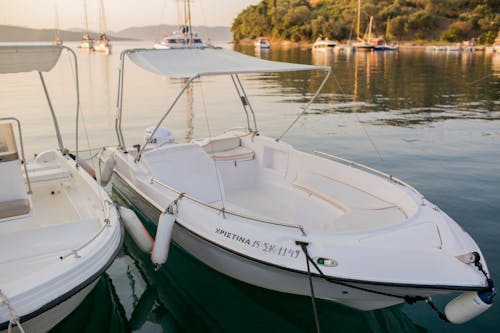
left=1, top=42, right=499, bottom=332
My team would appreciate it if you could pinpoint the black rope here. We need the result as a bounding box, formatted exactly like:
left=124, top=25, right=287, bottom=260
left=425, top=298, right=450, bottom=323
left=472, top=252, right=495, bottom=292
left=296, top=241, right=321, bottom=333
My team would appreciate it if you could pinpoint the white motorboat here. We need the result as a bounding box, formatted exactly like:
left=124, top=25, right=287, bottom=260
left=312, top=37, right=336, bottom=51
left=0, top=45, right=122, bottom=332
left=153, top=1, right=208, bottom=50
left=104, top=47, right=494, bottom=324
left=255, top=37, right=271, bottom=49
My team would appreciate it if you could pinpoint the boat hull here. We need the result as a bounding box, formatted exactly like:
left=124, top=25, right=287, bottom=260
left=1, top=281, right=97, bottom=333
left=112, top=172, right=474, bottom=311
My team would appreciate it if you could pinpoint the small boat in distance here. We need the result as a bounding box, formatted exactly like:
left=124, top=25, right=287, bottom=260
left=0, top=45, right=122, bottom=332
left=78, top=0, right=93, bottom=50
left=312, top=37, right=336, bottom=51
left=255, top=37, right=271, bottom=49
left=93, top=0, right=112, bottom=54
left=153, top=0, right=208, bottom=49
left=154, top=26, right=208, bottom=49
left=103, top=47, right=494, bottom=325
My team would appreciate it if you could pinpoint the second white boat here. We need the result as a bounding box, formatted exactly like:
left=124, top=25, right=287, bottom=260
left=104, top=47, right=494, bottom=324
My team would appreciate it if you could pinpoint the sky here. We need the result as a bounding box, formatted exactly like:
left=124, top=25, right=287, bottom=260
left=0, top=0, right=260, bottom=31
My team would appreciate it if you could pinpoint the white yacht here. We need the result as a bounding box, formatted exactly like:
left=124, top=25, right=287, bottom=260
left=312, top=37, right=336, bottom=51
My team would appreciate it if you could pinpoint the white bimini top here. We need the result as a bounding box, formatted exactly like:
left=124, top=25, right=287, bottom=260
left=126, top=48, right=330, bottom=79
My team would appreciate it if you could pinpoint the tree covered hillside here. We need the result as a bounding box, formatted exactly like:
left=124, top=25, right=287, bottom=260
left=231, top=0, right=500, bottom=44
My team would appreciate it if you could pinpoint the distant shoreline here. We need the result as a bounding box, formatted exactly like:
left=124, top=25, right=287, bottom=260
left=236, top=38, right=490, bottom=49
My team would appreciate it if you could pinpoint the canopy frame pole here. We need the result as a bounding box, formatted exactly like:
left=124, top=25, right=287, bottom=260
left=61, top=46, right=80, bottom=166
left=115, top=50, right=128, bottom=150
left=230, top=74, right=251, bottom=132
left=276, top=68, right=331, bottom=141
left=234, top=74, right=258, bottom=133
left=38, top=72, right=64, bottom=152
left=135, top=75, right=199, bottom=162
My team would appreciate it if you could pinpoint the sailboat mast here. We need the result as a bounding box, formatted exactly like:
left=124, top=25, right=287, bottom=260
left=356, top=0, right=361, bottom=40
left=368, top=16, right=373, bottom=41
left=187, top=0, right=193, bottom=45
left=54, top=6, right=60, bottom=40
left=99, top=0, right=107, bottom=35
left=83, top=0, right=90, bottom=34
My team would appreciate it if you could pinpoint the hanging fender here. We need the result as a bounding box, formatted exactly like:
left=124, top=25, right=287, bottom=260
left=118, top=206, right=154, bottom=253
left=444, top=290, right=495, bottom=324
left=98, top=148, right=116, bottom=186
left=151, top=212, right=176, bottom=269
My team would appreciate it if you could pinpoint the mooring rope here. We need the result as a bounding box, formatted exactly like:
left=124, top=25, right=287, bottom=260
left=0, top=289, right=26, bottom=333
left=296, top=242, right=321, bottom=333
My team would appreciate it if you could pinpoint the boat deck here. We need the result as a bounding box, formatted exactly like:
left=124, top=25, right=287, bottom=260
left=0, top=160, right=101, bottom=284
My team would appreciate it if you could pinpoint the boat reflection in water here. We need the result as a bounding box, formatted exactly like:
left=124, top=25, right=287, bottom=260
left=50, top=274, right=128, bottom=333
left=104, top=191, right=425, bottom=333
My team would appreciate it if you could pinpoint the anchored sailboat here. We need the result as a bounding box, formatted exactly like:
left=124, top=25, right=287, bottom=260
left=94, top=0, right=112, bottom=54
left=78, top=0, right=94, bottom=50
left=53, top=5, right=63, bottom=45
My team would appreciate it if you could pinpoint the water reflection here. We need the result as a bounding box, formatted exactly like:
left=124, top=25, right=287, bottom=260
left=234, top=45, right=500, bottom=127
left=50, top=274, right=128, bottom=332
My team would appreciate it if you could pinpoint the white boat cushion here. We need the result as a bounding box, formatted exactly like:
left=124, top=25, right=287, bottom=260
left=200, top=135, right=255, bottom=161
left=202, top=135, right=241, bottom=153
left=141, top=144, right=224, bottom=203
left=0, top=160, right=28, bottom=203
left=28, top=167, right=70, bottom=183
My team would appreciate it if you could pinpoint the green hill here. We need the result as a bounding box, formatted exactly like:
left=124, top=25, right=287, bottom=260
left=231, top=0, right=500, bottom=44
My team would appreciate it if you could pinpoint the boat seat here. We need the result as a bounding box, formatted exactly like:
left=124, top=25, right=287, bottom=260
left=141, top=144, right=224, bottom=203
left=199, top=135, right=254, bottom=161
left=28, top=167, right=70, bottom=183
left=0, top=198, right=30, bottom=220
left=327, top=207, right=406, bottom=232
left=293, top=173, right=398, bottom=211
left=293, top=173, right=407, bottom=231
left=0, top=160, right=29, bottom=218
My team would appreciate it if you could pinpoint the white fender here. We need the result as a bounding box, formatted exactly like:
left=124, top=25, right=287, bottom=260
left=151, top=212, right=176, bottom=268
left=119, top=207, right=154, bottom=253
left=98, top=148, right=115, bottom=186
left=444, top=291, right=493, bottom=324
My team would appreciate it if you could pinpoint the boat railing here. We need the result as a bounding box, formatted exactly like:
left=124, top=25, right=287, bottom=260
left=314, top=150, right=425, bottom=203
left=150, top=178, right=307, bottom=236
left=60, top=200, right=114, bottom=260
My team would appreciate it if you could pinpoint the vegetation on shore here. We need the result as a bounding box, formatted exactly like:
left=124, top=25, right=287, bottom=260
left=231, top=0, right=500, bottom=44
